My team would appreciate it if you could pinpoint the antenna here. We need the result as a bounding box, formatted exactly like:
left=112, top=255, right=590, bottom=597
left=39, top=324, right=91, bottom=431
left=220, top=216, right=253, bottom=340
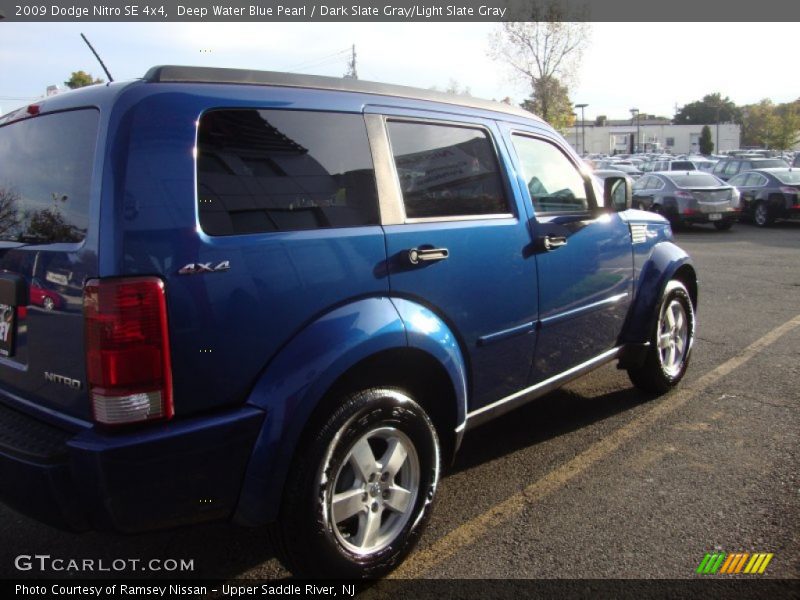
left=80, top=33, right=114, bottom=82
left=344, top=44, right=358, bottom=80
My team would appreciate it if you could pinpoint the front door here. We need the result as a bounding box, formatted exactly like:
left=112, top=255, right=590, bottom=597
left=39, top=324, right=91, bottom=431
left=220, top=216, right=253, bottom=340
left=501, top=126, right=634, bottom=383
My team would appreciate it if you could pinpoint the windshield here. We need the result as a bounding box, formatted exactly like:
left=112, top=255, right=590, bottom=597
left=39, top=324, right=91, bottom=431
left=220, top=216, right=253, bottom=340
left=0, top=109, right=98, bottom=244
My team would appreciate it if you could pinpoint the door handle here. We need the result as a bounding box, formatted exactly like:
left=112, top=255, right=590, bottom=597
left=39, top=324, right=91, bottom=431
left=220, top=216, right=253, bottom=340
left=407, top=247, right=449, bottom=265
left=538, top=235, right=568, bottom=251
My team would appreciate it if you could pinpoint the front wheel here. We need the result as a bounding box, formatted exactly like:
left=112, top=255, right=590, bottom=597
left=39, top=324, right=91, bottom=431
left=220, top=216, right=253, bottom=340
left=628, top=279, right=695, bottom=394
left=270, top=388, right=440, bottom=578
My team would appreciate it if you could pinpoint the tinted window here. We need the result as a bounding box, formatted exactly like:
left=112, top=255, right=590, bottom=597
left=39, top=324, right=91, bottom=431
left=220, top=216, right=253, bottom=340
left=723, top=162, right=740, bottom=176
left=0, top=109, right=97, bottom=243
left=728, top=174, right=748, bottom=187
left=386, top=121, right=508, bottom=218
left=197, top=110, right=379, bottom=235
left=511, top=135, right=589, bottom=213
left=668, top=174, right=723, bottom=187
left=647, top=176, right=665, bottom=190
left=670, top=161, right=696, bottom=171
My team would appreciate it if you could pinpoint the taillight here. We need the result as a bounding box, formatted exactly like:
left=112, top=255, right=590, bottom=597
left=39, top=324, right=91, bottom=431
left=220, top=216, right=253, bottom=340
left=675, top=190, right=694, bottom=200
left=84, top=277, right=173, bottom=425
left=779, top=186, right=798, bottom=196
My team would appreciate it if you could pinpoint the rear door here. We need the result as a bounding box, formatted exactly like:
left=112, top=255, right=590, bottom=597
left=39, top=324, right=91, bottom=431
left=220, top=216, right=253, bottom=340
left=367, top=108, right=538, bottom=410
left=0, top=109, right=101, bottom=421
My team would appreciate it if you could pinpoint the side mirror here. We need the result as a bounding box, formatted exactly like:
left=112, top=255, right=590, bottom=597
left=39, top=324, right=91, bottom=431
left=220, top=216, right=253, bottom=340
left=604, top=176, right=632, bottom=212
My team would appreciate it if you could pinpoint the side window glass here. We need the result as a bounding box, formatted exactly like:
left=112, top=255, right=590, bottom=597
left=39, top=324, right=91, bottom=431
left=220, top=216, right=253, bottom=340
left=633, top=176, right=648, bottom=191
left=196, top=109, right=379, bottom=236
left=728, top=174, right=746, bottom=187
left=724, top=161, right=740, bottom=177
left=510, top=135, right=589, bottom=213
left=648, top=177, right=663, bottom=191
left=385, top=120, right=509, bottom=219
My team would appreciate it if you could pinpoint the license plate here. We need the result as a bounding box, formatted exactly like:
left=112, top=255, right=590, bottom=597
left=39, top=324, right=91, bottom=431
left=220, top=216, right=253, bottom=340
left=708, top=213, right=722, bottom=221
left=0, top=303, right=16, bottom=357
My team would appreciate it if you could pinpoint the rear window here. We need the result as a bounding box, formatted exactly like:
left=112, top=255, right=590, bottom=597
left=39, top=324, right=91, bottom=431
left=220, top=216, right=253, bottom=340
left=754, top=159, right=789, bottom=169
left=0, top=109, right=98, bottom=243
left=670, top=161, right=696, bottom=171
left=668, top=173, right=723, bottom=187
left=774, top=170, right=800, bottom=185
left=196, top=109, right=379, bottom=236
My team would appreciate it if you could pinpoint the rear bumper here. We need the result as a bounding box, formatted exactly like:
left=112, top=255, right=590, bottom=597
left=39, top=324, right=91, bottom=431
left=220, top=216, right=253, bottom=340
left=0, top=401, right=264, bottom=533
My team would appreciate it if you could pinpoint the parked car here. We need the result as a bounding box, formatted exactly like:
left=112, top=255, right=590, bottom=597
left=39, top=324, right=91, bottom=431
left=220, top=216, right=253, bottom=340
left=646, top=160, right=698, bottom=172
left=632, top=171, right=741, bottom=230
left=595, top=163, right=642, bottom=179
left=728, top=168, right=800, bottom=226
left=793, top=154, right=800, bottom=168
left=712, top=157, right=789, bottom=181
left=0, top=65, right=698, bottom=579
left=29, top=277, right=65, bottom=311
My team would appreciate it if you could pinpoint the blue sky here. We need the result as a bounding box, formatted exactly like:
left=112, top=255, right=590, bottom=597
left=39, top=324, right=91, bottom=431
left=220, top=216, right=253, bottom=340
left=1, top=22, right=797, bottom=118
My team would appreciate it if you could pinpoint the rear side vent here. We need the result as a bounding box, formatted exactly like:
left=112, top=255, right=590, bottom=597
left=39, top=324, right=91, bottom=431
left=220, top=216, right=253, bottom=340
left=84, top=277, right=173, bottom=425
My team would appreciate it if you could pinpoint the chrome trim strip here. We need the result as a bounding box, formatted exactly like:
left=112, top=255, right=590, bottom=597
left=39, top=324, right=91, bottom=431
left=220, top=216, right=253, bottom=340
left=404, top=213, right=515, bottom=225
left=463, top=346, right=623, bottom=431
left=477, top=321, right=536, bottom=346
left=364, top=113, right=405, bottom=226
left=539, top=292, right=629, bottom=328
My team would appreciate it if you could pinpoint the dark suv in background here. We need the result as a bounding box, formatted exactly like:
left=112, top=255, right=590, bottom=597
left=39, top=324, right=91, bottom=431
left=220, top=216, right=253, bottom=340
left=712, top=156, right=789, bottom=181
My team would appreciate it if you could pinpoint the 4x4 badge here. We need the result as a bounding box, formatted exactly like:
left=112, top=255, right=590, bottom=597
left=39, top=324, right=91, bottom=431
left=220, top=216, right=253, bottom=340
left=178, top=260, right=231, bottom=275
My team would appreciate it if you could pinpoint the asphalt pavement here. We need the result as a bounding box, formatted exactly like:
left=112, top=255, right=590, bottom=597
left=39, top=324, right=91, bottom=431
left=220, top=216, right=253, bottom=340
left=1, top=220, right=798, bottom=583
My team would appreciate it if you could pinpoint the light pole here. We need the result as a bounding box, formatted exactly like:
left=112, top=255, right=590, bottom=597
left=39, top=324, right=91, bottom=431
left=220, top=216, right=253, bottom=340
left=575, top=103, right=588, bottom=155
left=572, top=112, right=578, bottom=152
left=630, top=108, right=640, bottom=154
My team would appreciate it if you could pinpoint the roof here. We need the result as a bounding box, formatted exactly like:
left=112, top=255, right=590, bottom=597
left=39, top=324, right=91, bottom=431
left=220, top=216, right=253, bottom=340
left=143, top=65, right=539, bottom=122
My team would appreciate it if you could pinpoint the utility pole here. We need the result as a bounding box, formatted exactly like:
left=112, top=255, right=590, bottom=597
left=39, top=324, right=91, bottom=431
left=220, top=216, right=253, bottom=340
left=575, top=103, right=588, bottom=155
left=630, top=108, right=640, bottom=154
left=344, top=44, right=358, bottom=79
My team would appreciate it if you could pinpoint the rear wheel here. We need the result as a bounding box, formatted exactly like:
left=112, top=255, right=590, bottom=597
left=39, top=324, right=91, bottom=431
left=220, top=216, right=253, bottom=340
left=270, top=388, right=440, bottom=578
left=628, top=280, right=695, bottom=394
left=753, top=201, right=773, bottom=227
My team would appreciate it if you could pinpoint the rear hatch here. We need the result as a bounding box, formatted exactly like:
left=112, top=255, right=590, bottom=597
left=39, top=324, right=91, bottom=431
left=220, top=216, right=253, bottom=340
left=0, top=108, right=100, bottom=422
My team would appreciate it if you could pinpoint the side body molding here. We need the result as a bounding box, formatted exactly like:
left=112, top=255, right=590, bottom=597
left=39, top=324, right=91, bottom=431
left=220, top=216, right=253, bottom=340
left=234, top=296, right=468, bottom=525
left=620, top=240, right=698, bottom=346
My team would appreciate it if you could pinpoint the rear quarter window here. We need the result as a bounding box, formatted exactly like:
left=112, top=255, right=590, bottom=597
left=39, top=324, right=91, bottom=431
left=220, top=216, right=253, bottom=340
left=196, top=109, right=379, bottom=235
left=0, top=109, right=98, bottom=243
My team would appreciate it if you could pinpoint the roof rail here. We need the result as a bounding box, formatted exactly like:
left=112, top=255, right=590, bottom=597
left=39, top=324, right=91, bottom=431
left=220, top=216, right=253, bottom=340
left=143, top=65, right=537, bottom=121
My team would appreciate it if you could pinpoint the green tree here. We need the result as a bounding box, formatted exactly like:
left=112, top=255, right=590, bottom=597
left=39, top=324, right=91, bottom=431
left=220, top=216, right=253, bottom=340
left=740, top=99, right=774, bottom=148
left=64, top=71, right=104, bottom=89
left=674, top=93, right=741, bottom=125
left=488, top=5, right=589, bottom=125
left=769, top=104, right=800, bottom=151
left=521, top=77, right=574, bottom=132
left=699, top=125, right=714, bottom=155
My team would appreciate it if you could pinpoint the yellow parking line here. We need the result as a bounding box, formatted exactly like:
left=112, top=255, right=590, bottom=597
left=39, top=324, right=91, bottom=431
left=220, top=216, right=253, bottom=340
left=390, top=314, right=800, bottom=578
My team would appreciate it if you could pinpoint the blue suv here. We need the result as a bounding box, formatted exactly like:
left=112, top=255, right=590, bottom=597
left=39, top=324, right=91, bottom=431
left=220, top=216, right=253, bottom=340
left=0, top=66, right=697, bottom=578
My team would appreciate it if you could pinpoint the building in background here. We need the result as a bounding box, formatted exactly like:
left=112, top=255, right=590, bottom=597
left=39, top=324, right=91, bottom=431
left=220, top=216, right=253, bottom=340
left=567, top=117, right=741, bottom=155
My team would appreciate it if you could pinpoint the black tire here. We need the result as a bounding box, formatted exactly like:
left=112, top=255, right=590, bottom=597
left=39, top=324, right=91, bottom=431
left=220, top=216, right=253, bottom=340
left=713, top=220, right=733, bottom=231
left=270, top=388, right=440, bottom=578
left=753, top=201, right=773, bottom=227
left=628, top=279, right=695, bottom=394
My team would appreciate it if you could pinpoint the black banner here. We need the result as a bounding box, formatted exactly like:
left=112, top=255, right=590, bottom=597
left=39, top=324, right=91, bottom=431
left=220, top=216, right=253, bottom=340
left=1, top=0, right=799, bottom=22
left=3, top=579, right=800, bottom=600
